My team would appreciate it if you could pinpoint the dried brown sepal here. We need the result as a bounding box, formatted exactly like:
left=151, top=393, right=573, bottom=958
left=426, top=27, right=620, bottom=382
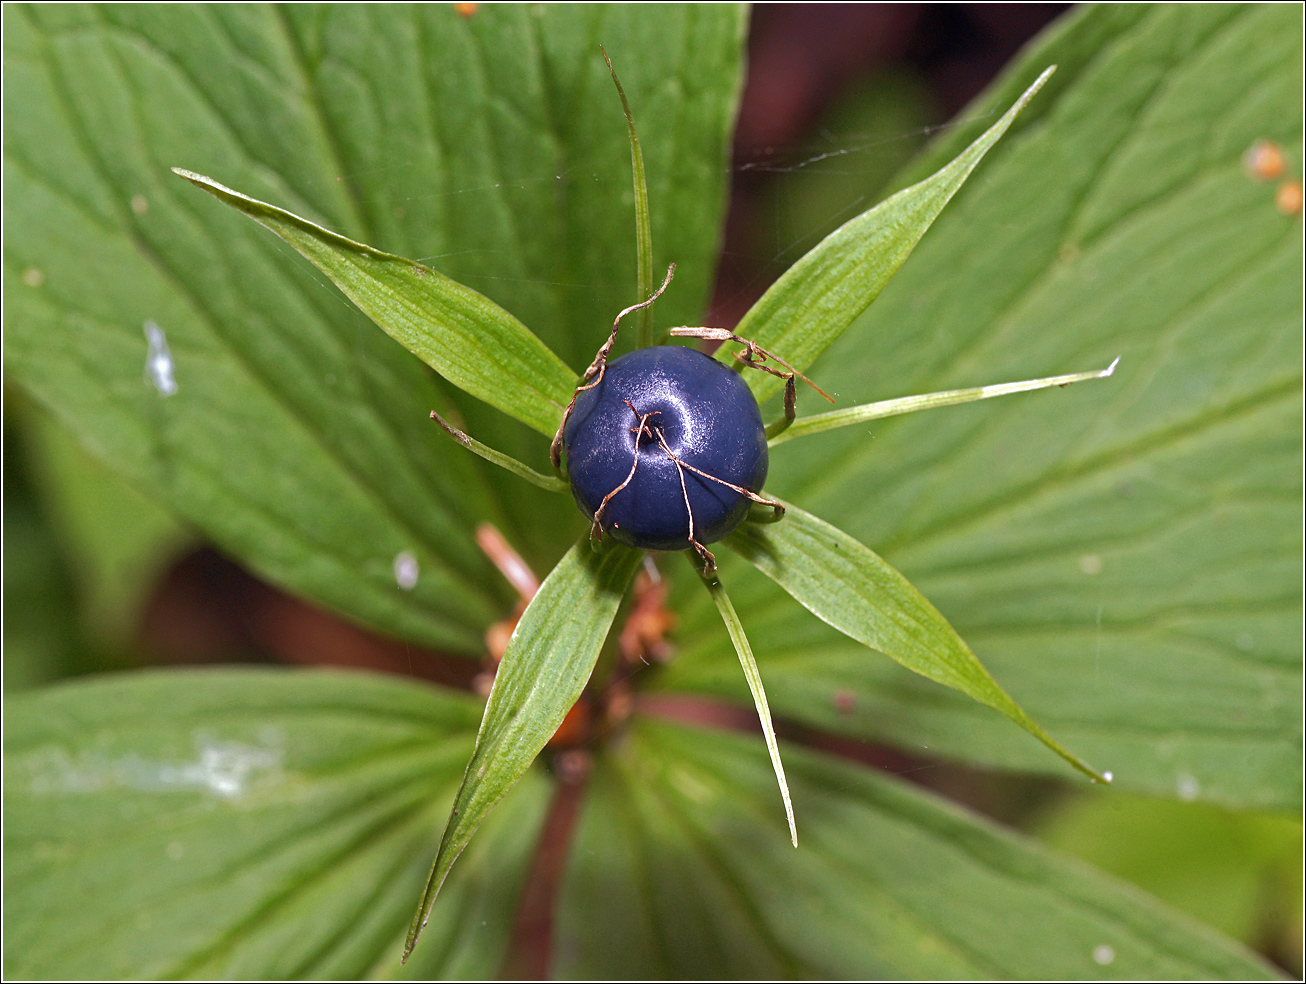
left=668, top=326, right=834, bottom=429
left=550, top=264, right=677, bottom=469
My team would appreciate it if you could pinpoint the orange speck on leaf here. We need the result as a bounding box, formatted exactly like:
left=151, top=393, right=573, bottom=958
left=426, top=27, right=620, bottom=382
left=1275, top=180, right=1303, bottom=217
left=1244, top=139, right=1286, bottom=181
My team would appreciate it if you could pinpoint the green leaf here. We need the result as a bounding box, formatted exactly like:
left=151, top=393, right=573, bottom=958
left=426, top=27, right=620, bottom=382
left=672, top=4, right=1302, bottom=809
left=726, top=66, right=1055, bottom=404
left=173, top=168, right=577, bottom=439
left=3, top=4, right=745, bottom=640
left=2, top=669, right=551, bottom=979
left=727, top=501, right=1102, bottom=781
left=406, top=537, right=643, bottom=959
left=555, top=718, right=1279, bottom=979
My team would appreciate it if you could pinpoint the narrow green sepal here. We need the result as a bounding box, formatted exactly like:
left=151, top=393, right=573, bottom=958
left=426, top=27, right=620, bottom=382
left=430, top=411, right=568, bottom=493
left=694, top=555, right=799, bottom=848
left=747, top=502, right=786, bottom=524
left=765, top=415, right=794, bottom=441
left=770, top=358, right=1120, bottom=446
left=603, top=48, right=656, bottom=348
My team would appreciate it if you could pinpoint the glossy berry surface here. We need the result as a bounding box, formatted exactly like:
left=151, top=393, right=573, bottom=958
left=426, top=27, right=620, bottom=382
left=564, top=345, right=768, bottom=552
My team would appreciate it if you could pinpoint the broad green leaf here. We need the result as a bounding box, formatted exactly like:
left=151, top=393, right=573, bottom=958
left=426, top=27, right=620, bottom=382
left=727, top=501, right=1102, bottom=780
left=724, top=66, right=1055, bottom=404
left=671, top=4, right=1302, bottom=809
left=3, top=5, right=744, bottom=640
left=1035, top=789, right=1302, bottom=953
left=2, top=669, right=550, bottom=980
left=406, top=538, right=643, bottom=959
left=174, top=169, right=576, bottom=439
left=555, top=718, right=1279, bottom=979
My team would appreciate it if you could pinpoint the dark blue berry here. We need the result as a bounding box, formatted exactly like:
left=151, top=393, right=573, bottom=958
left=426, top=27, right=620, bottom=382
left=563, top=345, right=768, bottom=552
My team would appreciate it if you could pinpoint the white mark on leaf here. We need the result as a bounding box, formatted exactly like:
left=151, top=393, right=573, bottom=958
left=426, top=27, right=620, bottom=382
left=394, top=550, right=420, bottom=590
left=24, top=732, right=284, bottom=800
left=144, top=321, right=178, bottom=396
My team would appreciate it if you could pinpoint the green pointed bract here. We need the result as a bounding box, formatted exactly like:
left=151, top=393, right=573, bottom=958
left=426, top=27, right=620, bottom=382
left=172, top=169, right=576, bottom=438
left=404, top=537, right=643, bottom=961
left=725, top=67, right=1056, bottom=403
left=727, top=501, right=1107, bottom=782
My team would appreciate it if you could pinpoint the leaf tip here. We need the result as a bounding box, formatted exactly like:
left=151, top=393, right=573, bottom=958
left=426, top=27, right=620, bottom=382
left=429, top=409, right=470, bottom=446
left=1102, top=355, right=1121, bottom=377
left=1016, top=65, right=1057, bottom=110
left=170, top=168, right=230, bottom=199
left=1036, top=731, right=1111, bottom=784
left=403, top=907, right=432, bottom=965
left=1073, top=757, right=1113, bottom=785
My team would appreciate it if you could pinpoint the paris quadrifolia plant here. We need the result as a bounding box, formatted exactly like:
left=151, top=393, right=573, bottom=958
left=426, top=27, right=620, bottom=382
left=174, top=55, right=1119, bottom=962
